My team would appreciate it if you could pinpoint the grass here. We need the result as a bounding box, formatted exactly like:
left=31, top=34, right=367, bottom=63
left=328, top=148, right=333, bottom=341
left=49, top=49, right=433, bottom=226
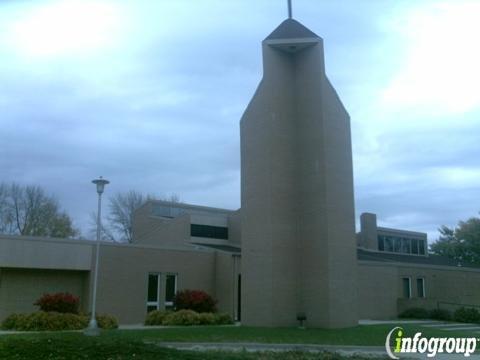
left=103, top=324, right=479, bottom=346
left=0, top=324, right=476, bottom=359
left=0, top=336, right=373, bottom=360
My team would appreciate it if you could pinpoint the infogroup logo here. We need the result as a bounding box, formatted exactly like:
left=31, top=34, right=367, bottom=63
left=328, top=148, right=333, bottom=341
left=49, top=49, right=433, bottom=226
left=385, top=327, right=478, bottom=359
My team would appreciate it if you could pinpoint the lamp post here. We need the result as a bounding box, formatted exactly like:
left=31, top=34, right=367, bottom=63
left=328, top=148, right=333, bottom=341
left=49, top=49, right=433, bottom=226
left=84, top=176, right=109, bottom=336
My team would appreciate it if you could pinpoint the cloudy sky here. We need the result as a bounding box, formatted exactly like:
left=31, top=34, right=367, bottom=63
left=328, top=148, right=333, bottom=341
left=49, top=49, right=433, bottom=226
left=1, top=0, right=479, bottom=240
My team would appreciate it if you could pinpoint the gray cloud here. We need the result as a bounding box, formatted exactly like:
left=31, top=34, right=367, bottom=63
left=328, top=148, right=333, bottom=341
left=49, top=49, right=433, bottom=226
left=0, top=0, right=479, bottom=242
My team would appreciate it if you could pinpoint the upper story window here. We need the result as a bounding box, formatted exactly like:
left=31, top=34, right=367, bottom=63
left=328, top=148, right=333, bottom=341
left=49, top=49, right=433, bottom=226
left=378, top=235, right=426, bottom=256
left=151, top=205, right=185, bottom=218
left=191, top=224, right=228, bottom=240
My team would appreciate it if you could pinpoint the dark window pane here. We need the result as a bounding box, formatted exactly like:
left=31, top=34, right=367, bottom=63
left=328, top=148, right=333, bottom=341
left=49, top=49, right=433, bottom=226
left=165, top=275, right=176, bottom=303
left=417, top=278, right=425, bottom=298
left=403, top=278, right=411, bottom=298
left=191, top=224, right=228, bottom=240
left=411, top=239, right=419, bottom=254
left=385, top=237, right=394, bottom=252
left=148, top=274, right=158, bottom=302
left=401, top=238, right=410, bottom=254
left=394, top=237, right=401, bottom=252
left=151, top=205, right=185, bottom=218
left=419, top=240, right=426, bottom=255
left=378, top=235, right=384, bottom=251
left=147, top=305, right=158, bottom=313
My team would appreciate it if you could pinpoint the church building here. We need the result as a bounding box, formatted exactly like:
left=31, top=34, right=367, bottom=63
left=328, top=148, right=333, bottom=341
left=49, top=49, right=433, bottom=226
left=1, top=16, right=480, bottom=328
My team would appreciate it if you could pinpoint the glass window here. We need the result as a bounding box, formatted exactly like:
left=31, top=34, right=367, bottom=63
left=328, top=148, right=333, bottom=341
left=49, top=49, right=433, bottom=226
left=419, top=240, right=426, bottom=255
left=165, top=274, right=177, bottom=310
left=191, top=224, right=228, bottom=240
left=411, top=239, right=419, bottom=254
left=417, top=278, right=425, bottom=298
left=147, top=273, right=160, bottom=312
left=401, top=238, right=410, bottom=254
left=152, top=205, right=185, bottom=218
left=385, top=236, right=394, bottom=252
left=394, top=237, right=402, bottom=253
left=147, top=274, right=159, bottom=302
left=378, top=235, right=385, bottom=251
left=402, top=277, right=411, bottom=298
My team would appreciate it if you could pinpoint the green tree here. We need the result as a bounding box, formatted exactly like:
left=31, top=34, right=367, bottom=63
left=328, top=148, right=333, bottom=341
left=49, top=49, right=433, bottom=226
left=430, top=215, right=480, bottom=264
left=0, top=182, right=78, bottom=238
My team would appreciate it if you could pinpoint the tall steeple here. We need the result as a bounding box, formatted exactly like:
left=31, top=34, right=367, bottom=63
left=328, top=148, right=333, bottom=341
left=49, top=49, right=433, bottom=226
left=240, top=14, right=358, bottom=328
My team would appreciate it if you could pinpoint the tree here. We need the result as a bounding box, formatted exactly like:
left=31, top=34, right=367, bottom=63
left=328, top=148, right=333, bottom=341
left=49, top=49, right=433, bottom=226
left=430, top=215, right=480, bottom=264
left=0, top=182, right=78, bottom=238
left=0, top=183, right=14, bottom=234
left=87, top=211, right=116, bottom=242
left=107, top=190, right=149, bottom=243
left=105, top=190, right=180, bottom=243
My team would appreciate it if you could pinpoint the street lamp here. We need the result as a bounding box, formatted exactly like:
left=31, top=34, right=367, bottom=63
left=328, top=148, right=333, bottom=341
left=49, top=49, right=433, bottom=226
left=84, top=176, right=109, bottom=336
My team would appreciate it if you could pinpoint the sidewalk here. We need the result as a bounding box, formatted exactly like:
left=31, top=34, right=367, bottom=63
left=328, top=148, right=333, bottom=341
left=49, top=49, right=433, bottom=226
left=157, top=341, right=480, bottom=359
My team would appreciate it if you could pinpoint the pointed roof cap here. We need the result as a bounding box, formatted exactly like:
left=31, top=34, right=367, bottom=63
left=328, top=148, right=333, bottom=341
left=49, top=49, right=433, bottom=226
left=265, top=19, right=320, bottom=41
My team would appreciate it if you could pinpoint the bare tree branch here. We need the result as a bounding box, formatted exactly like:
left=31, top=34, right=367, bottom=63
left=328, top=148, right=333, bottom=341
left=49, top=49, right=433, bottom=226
left=106, top=190, right=179, bottom=243
left=0, top=182, right=79, bottom=238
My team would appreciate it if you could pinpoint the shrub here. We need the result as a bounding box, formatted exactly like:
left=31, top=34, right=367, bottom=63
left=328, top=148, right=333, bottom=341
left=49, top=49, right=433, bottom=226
left=398, top=307, right=430, bottom=319
left=1, top=314, right=27, bottom=330
left=430, top=309, right=452, bottom=321
left=1, top=312, right=87, bottom=331
left=162, top=310, right=200, bottom=326
left=454, top=307, right=480, bottom=323
left=173, top=290, right=217, bottom=313
left=1, top=312, right=118, bottom=331
left=95, top=314, right=118, bottom=329
left=197, top=312, right=216, bottom=325
left=34, top=293, right=80, bottom=314
left=145, top=310, right=172, bottom=326
left=154, top=310, right=233, bottom=326
left=213, top=312, right=233, bottom=325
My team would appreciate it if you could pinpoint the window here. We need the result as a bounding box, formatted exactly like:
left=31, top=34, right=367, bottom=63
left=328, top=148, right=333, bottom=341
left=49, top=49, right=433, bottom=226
left=378, top=235, right=426, bottom=256
left=165, top=274, right=177, bottom=310
left=147, top=273, right=160, bottom=312
left=419, top=240, right=426, bottom=255
left=191, top=224, right=228, bottom=240
left=385, top=237, right=394, bottom=252
left=411, top=239, right=419, bottom=254
left=394, top=237, right=402, bottom=252
left=402, top=277, right=411, bottom=298
left=152, top=205, right=185, bottom=218
left=417, top=278, right=425, bottom=298
left=378, top=235, right=385, bottom=251
left=401, top=238, right=411, bottom=254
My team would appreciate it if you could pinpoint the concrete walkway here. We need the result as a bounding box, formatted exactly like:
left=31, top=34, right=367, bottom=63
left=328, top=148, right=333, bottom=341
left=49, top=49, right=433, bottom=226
left=156, top=341, right=480, bottom=359
left=359, top=319, right=440, bottom=325
left=360, top=319, right=480, bottom=333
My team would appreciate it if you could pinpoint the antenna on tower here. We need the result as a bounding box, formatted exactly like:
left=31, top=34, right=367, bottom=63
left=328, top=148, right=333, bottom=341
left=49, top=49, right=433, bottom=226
left=288, top=0, right=292, bottom=19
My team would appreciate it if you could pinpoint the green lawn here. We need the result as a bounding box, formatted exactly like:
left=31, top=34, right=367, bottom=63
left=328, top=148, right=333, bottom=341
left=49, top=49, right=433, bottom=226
left=106, top=324, right=478, bottom=346
left=0, top=324, right=475, bottom=360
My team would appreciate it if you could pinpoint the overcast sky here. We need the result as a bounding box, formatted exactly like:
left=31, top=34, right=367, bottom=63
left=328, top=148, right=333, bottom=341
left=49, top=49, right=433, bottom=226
left=1, top=0, right=479, bottom=241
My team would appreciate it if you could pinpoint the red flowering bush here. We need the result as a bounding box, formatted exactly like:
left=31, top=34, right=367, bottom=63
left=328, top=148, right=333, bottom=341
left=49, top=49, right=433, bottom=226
left=173, top=290, right=217, bottom=313
left=34, top=293, right=80, bottom=314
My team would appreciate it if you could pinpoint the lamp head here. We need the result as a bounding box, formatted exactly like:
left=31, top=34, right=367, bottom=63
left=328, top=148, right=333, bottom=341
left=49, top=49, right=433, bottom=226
left=92, top=176, right=109, bottom=194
